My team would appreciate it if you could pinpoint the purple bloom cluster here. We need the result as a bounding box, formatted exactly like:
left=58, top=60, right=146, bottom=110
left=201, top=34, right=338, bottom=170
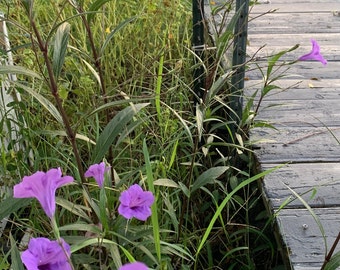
left=21, top=237, right=72, bottom=270
left=13, top=164, right=154, bottom=268
left=118, top=184, right=155, bottom=221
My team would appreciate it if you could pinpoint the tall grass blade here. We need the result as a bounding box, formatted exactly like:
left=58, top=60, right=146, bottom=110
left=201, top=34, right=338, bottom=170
left=284, top=183, right=328, bottom=256
left=143, top=139, right=161, bottom=262
left=100, top=17, right=137, bottom=55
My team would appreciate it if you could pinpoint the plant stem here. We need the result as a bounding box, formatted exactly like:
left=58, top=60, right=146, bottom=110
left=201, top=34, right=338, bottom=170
left=29, top=18, right=86, bottom=184
left=321, top=231, right=340, bottom=270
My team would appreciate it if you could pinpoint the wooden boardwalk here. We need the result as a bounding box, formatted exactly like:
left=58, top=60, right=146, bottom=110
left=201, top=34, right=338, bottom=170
left=205, top=0, right=340, bottom=268
left=246, top=0, right=340, bottom=269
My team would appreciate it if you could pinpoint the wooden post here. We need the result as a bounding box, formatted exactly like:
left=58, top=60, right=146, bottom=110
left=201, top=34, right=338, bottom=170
left=230, top=0, right=249, bottom=131
left=192, top=0, right=205, bottom=103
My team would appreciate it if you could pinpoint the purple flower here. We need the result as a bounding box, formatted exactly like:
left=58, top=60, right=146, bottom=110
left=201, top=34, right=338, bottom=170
left=21, top=237, right=72, bottom=270
left=118, top=184, right=155, bottom=221
left=119, top=262, right=148, bottom=270
left=84, top=162, right=110, bottom=188
left=13, top=168, right=74, bottom=218
left=298, top=39, right=327, bottom=65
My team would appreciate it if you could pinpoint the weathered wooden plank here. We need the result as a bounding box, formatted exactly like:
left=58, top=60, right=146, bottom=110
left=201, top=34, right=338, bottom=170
left=248, top=13, right=340, bottom=34
left=260, top=163, right=340, bottom=209
left=247, top=44, right=340, bottom=62
left=260, top=0, right=340, bottom=3
left=276, top=207, right=340, bottom=267
left=246, top=61, right=340, bottom=80
left=245, top=79, right=340, bottom=100
left=250, top=2, right=340, bottom=13
left=248, top=33, right=340, bottom=46
left=251, top=126, right=340, bottom=163
left=246, top=79, right=340, bottom=92
left=250, top=100, right=340, bottom=127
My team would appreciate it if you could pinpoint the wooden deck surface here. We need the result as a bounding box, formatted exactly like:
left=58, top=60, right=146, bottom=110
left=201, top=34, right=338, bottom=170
left=205, top=0, right=340, bottom=268
left=246, top=0, right=340, bottom=269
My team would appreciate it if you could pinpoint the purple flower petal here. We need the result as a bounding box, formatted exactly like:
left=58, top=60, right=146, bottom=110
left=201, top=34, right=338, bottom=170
left=119, top=262, right=148, bottom=270
left=13, top=168, right=73, bottom=218
left=21, top=237, right=72, bottom=270
left=118, top=184, right=155, bottom=221
left=298, top=39, right=327, bottom=65
left=84, top=162, right=110, bottom=188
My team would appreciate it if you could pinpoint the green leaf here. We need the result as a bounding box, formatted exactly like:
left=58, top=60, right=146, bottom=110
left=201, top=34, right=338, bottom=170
left=100, top=17, right=136, bottom=55
left=91, top=103, right=149, bottom=163
left=191, top=166, right=229, bottom=194
left=153, top=178, right=179, bottom=188
left=324, top=250, right=340, bottom=270
left=216, top=5, right=244, bottom=61
left=71, top=238, right=118, bottom=253
left=10, top=234, right=25, bottom=270
left=59, top=222, right=102, bottom=234
left=12, top=81, right=63, bottom=124
left=262, top=84, right=280, bottom=96
left=0, top=197, right=32, bottom=220
left=0, top=65, right=41, bottom=79
left=56, top=197, right=92, bottom=223
left=196, top=103, right=205, bottom=142
left=87, top=0, right=112, bottom=24
left=266, top=44, right=299, bottom=78
left=178, top=182, right=190, bottom=198
left=206, top=72, right=230, bottom=104
left=53, top=22, right=70, bottom=79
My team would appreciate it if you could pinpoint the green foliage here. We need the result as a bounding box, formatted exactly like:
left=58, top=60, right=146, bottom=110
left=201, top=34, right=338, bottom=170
left=0, top=0, right=289, bottom=269
left=324, top=251, right=340, bottom=270
left=9, top=234, right=25, bottom=270
left=91, top=103, right=149, bottom=163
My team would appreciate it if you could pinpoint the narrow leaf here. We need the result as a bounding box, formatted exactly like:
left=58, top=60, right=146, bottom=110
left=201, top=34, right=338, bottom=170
left=284, top=183, right=328, bottom=255
left=0, top=65, right=41, bottom=79
left=0, top=197, right=32, bottom=220
left=53, top=22, right=70, bottom=79
left=153, top=178, right=179, bottom=188
left=143, top=140, right=161, bottom=262
left=92, top=103, right=149, bottom=163
left=100, top=17, right=136, bottom=55
left=324, top=250, right=340, bottom=270
left=10, top=234, right=25, bottom=270
left=12, top=81, right=63, bottom=124
left=267, top=44, right=299, bottom=78
left=87, top=0, right=112, bottom=24
left=191, top=166, right=229, bottom=194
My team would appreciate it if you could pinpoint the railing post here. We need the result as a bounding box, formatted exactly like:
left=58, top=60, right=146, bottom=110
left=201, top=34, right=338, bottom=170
left=192, top=0, right=205, bottom=103
left=230, top=0, right=249, bottom=131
